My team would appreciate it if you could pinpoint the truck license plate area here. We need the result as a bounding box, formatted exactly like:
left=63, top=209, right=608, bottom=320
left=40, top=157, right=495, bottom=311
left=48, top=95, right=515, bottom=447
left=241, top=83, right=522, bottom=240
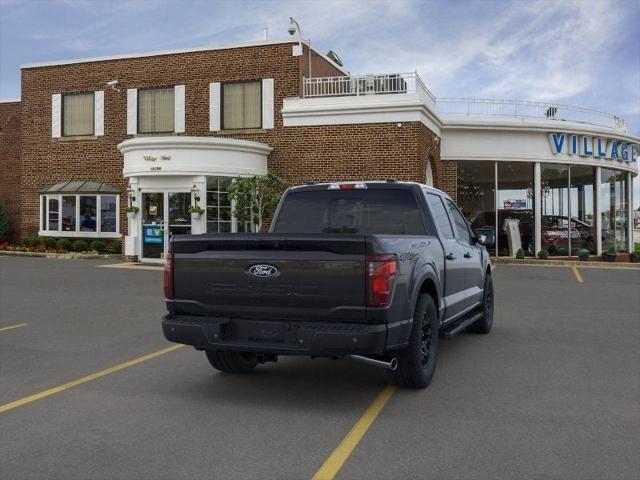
left=247, top=321, right=285, bottom=343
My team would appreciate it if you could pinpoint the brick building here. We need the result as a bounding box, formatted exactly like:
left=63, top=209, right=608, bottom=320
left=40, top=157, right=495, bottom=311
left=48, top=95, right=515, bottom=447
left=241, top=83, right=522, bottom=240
left=0, top=38, right=638, bottom=261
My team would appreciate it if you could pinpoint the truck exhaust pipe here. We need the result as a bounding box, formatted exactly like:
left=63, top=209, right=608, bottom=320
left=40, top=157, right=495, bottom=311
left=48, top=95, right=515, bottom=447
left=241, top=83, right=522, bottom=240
left=349, top=355, right=398, bottom=371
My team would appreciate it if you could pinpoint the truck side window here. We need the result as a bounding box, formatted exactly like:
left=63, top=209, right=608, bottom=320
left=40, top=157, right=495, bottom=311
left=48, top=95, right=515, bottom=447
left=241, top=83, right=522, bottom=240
left=445, top=199, right=472, bottom=244
left=426, top=194, right=454, bottom=239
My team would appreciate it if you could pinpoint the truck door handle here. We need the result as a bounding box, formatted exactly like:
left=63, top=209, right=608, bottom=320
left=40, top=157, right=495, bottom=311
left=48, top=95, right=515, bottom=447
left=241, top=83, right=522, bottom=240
left=446, top=253, right=456, bottom=261
left=464, top=252, right=472, bottom=258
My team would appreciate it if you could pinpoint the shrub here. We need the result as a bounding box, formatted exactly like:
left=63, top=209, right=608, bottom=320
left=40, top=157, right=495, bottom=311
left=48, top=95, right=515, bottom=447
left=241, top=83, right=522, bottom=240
left=629, top=252, right=640, bottom=263
left=57, top=238, right=73, bottom=251
left=91, top=240, right=106, bottom=252
left=71, top=239, right=88, bottom=252
left=515, top=248, right=525, bottom=259
left=578, top=251, right=589, bottom=261
left=41, top=237, right=58, bottom=249
left=606, top=244, right=616, bottom=255
left=537, top=249, right=549, bottom=260
left=21, top=237, right=35, bottom=247
left=109, top=240, right=122, bottom=254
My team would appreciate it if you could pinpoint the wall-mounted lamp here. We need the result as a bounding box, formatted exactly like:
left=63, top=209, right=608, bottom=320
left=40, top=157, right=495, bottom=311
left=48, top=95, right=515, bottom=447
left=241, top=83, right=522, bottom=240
left=191, top=185, right=201, bottom=203
left=126, top=187, right=136, bottom=204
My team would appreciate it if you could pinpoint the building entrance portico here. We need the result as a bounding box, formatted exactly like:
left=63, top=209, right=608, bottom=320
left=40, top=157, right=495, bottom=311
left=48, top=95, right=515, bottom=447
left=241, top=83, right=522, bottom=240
left=118, top=136, right=271, bottom=261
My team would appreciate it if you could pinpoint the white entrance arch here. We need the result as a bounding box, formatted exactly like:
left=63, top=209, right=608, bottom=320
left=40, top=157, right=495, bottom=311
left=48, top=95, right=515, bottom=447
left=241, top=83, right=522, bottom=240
left=118, top=136, right=272, bottom=260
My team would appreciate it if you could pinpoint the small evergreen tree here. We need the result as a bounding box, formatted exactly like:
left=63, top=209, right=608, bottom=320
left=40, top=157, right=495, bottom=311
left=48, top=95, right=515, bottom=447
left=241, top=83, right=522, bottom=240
left=0, top=196, right=9, bottom=242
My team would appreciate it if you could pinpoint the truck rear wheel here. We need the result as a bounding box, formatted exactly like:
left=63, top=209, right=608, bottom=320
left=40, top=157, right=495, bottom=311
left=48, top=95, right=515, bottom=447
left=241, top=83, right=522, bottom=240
left=389, top=294, right=439, bottom=389
left=205, top=350, right=258, bottom=373
left=468, top=273, right=493, bottom=334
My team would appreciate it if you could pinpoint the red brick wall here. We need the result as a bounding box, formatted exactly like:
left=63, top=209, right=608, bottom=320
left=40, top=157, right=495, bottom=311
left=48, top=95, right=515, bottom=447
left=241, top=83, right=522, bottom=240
left=0, top=101, right=21, bottom=242
left=301, top=46, right=346, bottom=79
left=18, top=42, right=304, bottom=240
left=16, top=41, right=441, bottom=241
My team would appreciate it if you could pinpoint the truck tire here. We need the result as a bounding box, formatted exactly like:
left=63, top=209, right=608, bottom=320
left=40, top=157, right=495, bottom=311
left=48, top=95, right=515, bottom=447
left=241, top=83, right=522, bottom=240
left=389, top=294, right=439, bottom=389
left=468, top=273, right=494, bottom=334
left=205, top=350, right=258, bottom=373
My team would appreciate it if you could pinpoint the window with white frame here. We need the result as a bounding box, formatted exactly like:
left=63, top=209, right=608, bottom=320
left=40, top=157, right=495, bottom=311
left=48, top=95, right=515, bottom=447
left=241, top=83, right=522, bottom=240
left=206, top=177, right=252, bottom=233
left=62, top=92, right=95, bottom=136
left=222, top=81, right=261, bottom=130
left=39, top=192, right=120, bottom=237
left=138, top=88, right=175, bottom=133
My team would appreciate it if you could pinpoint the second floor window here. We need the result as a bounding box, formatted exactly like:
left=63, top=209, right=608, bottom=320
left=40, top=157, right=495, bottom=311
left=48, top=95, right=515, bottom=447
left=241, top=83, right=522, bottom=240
left=223, top=81, right=261, bottom=130
left=63, top=92, right=94, bottom=136
left=138, top=88, right=175, bottom=133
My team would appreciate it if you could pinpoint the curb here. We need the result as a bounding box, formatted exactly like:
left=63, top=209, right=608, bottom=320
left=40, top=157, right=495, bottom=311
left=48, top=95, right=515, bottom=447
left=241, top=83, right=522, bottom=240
left=493, top=257, right=640, bottom=269
left=0, top=250, right=121, bottom=260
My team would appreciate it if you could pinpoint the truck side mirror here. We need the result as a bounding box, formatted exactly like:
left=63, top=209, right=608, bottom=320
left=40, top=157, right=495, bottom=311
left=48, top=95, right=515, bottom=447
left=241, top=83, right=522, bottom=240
left=475, top=228, right=495, bottom=247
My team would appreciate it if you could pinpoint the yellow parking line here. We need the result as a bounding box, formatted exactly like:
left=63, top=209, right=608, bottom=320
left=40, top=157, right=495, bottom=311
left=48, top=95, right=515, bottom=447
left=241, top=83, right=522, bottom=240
left=0, top=344, right=184, bottom=414
left=572, top=265, right=584, bottom=283
left=311, top=384, right=396, bottom=480
left=0, top=323, right=28, bottom=333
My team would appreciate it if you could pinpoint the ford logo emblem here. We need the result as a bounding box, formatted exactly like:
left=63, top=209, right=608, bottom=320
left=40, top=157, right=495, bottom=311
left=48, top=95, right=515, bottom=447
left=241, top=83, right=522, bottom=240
left=248, top=264, right=279, bottom=278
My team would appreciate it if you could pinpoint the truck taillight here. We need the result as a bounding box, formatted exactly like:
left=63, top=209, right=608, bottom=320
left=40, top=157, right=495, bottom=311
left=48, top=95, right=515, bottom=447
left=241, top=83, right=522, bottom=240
left=366, top=254, right=397, bottom=307
left=163, top=253, right=174, bottom=300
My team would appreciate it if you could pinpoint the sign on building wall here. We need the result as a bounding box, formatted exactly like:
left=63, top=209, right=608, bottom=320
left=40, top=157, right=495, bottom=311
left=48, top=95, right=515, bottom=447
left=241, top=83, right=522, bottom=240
left=143, top=226, right=163, bottom=244
left=548, top=132, right=638, bottom=163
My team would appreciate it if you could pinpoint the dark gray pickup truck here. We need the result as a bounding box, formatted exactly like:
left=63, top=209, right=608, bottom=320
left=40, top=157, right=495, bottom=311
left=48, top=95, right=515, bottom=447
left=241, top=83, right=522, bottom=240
left=162, top=181, right=494, bottom=388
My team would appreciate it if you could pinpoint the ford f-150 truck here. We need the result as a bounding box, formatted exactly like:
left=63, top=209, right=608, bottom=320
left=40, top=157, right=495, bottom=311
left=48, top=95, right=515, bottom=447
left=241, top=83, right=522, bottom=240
left=162, top=181, right=494, bottom=388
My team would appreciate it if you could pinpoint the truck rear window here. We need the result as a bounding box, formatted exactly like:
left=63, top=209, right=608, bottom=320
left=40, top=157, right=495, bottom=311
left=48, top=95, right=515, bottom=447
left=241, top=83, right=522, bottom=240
left=273, top=189, right=426, bottom=235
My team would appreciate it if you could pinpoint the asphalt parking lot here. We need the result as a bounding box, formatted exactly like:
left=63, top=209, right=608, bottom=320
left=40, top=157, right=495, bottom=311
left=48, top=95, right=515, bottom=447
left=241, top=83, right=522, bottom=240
left=1, top=256, right=639, bottom=480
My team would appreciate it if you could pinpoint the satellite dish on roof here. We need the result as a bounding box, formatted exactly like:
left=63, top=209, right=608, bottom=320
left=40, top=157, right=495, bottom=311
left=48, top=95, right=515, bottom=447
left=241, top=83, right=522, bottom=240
left=326, top=50, right=343, bottom=67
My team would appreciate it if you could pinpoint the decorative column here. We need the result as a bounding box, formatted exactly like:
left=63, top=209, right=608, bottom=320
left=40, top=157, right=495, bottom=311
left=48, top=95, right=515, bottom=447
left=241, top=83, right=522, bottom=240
left=628, top=172, right=634, bottom=253
left=595, top=167, right=602, bottom=256
left=190, top=176, right=207, bottom=235
left=534, top=162, right=541, bottom=256
left=124, top=177, right=140, bottom=258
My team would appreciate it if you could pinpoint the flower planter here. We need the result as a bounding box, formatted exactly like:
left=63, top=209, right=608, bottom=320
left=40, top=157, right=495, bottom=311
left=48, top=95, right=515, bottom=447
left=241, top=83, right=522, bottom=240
left=603, top=253, right=618, bottom=262
left=190, top=212, right=202, bottom=221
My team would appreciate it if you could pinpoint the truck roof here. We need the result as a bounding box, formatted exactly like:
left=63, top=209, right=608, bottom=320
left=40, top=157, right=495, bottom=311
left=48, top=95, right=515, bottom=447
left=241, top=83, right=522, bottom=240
left=289, top=180, right=451, bottom=199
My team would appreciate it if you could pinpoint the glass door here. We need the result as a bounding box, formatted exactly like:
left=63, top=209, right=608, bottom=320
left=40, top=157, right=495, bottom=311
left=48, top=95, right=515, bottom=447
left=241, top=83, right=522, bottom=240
left=140, top=192, right=192, bottom=262
left=168, top=192, right=191, bottom=238
left=141, top=193, right=165, bottom=261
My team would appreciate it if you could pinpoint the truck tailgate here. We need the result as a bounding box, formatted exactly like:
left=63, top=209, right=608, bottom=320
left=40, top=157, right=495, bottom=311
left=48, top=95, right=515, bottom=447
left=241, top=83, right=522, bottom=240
left=171, top=234, right=367, bottom=322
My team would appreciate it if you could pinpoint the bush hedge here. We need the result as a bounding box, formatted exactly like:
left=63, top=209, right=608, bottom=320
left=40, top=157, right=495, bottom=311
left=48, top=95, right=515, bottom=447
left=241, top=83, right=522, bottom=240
left=90, top=240, right=106, bottom=252
left=56, top=238, right=73, bottom=251
left=537, top=249, right=549, bottom=260
left=71, top=239, right=88, bottom=252
left=109, top=241, right=122, bottom=254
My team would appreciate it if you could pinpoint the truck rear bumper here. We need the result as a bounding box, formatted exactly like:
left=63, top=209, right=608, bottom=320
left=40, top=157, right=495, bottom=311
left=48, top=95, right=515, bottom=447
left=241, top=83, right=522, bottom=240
left=162, top=315, right=410, bottom=356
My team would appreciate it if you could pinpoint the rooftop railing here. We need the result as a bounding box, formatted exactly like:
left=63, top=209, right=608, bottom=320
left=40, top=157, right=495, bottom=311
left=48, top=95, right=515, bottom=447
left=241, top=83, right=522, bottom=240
left=436, top=98, right=628, bottom=131
left=301, top=74, right=627, bottom=131
left=303, top=72, right=436, bottom=103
